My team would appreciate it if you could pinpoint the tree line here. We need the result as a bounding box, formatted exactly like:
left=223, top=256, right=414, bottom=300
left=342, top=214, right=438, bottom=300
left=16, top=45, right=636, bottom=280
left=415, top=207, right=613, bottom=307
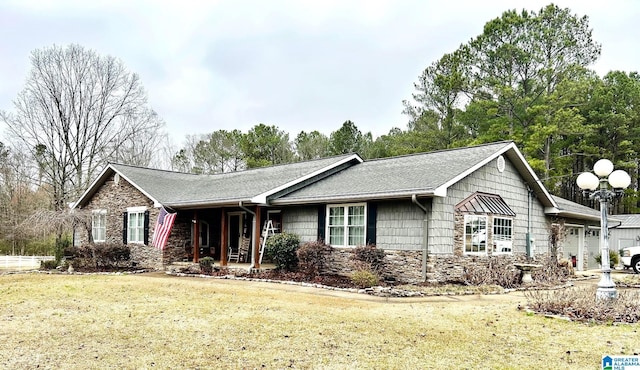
left=173, top=4, right=640, bottom=213
left=2, top=4, right=640, bottom=254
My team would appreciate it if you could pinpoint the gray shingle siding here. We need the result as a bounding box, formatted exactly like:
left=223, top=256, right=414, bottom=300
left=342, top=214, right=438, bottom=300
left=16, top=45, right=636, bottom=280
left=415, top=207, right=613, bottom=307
left=281, top=156, right=551, bottom=255
left=429, top=156, right=548, bottom=255
left=282, top=206, right=318, bottom=242
left=376, top=200, right=425, bottom=251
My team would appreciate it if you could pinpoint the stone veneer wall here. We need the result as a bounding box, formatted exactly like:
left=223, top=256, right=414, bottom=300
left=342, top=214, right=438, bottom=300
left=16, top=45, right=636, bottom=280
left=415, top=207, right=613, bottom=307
left=321, top=248, right=424, bottom=284
left=425, top=253, right=535, bottom=283
left=79, top=173, right=191, bottom=269
left=320, top=247, right=543, bottom=284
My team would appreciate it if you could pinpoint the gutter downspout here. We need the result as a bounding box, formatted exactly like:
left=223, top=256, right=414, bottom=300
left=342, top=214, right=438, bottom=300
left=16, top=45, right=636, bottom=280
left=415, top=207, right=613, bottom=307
left=239, top=201, right=257, bottom=270
left=412, top=194, right=429, bottom=281
left=526, top=186, right=532, bottom=259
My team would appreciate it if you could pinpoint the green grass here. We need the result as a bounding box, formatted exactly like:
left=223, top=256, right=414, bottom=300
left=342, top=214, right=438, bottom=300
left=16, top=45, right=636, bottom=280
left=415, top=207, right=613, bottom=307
left=0, top=273, right=638, bottom=369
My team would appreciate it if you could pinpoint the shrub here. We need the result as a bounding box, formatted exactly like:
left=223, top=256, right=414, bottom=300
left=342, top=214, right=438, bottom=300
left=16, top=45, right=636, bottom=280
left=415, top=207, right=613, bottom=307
left=65, top=243, right=131, bottom=270
left=351, top=244, right=385, bottom=272
left=40, top=260, right=58, bottom=270
left=462, top=256, right=520, bottom=288
left=94, top=243, right=130, bottom=268
left=350, top=263, right=380, bottom=288
left=265, top=233, right=300, bottom=271
left=297, top=240, right=333, bottom=277
left=199, top=256, right=215, bottom=274
left=531, top=258, right=573, bottom=285
left=594, top=250, right=619, bottom=268
left=54, top=238, right=71, bottom=264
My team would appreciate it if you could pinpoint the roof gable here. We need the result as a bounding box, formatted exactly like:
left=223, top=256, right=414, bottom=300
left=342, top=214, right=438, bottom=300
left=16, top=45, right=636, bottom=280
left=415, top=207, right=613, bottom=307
left=75, top=142, right=561, bottom=210
left=275, top=141, right=556, bottom=207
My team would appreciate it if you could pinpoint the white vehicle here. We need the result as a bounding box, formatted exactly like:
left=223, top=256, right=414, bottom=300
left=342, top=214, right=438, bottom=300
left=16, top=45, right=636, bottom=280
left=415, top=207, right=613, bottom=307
left=471, top=230, right=512, bottom=253
left=471, top=229, right=486, bottom=247
left=621, top=246, right=640, bottom=273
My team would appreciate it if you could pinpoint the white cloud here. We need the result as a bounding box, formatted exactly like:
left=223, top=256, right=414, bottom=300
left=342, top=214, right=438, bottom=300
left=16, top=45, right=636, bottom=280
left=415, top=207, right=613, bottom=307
left=1, top=0, right=640, bottom=145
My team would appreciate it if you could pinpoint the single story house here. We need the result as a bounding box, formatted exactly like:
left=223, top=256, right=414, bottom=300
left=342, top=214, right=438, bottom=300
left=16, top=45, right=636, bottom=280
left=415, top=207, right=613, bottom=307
left=73, top=141, right=605, bottom=282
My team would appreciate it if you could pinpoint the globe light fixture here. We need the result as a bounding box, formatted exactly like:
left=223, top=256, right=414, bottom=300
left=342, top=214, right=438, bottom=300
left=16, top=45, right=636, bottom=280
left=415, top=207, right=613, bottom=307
left=576, top=159, right=631, bottom=300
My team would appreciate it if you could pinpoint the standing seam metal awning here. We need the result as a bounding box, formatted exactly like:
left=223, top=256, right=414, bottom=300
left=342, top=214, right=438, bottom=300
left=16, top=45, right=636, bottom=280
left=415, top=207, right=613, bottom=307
left=455, top=192, right=516, bottom=216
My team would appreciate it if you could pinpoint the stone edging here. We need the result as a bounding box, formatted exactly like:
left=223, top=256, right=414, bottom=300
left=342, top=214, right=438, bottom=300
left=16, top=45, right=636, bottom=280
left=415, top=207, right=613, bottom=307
left=165, top=271, right=576, bottom=298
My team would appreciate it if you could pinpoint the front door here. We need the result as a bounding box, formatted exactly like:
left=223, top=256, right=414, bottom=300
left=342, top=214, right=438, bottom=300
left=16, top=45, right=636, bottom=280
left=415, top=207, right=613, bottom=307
left=192, top=220, right=211, bottom=257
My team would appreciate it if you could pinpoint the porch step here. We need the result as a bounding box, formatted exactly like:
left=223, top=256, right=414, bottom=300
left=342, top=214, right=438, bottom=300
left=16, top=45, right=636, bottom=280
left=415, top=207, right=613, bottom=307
left=165, top=262, right=275, bottom=275
left=165, top=262, right=199, bottom=274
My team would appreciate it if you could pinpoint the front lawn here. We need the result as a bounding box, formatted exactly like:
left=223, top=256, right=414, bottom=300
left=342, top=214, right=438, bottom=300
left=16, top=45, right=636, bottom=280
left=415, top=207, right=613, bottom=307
left=0, top=273, right=638, bottom=369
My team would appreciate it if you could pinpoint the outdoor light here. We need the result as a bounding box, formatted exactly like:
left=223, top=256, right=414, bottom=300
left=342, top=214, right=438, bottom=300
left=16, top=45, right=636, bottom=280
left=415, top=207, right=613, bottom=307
left=576, top=159, right=631, bottom=300
left=593, top=159, right=614, bottom=177
left=576, top=172, right=599, bottom=191
left=609, top=170, right=631, bottom=190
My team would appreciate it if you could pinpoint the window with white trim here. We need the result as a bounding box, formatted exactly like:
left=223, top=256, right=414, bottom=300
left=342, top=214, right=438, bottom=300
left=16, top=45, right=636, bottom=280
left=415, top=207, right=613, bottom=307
left=127, top=207, right=146, bottom=244
left=492, top=217, right=513, bottom=254
left=464, top=215, right=487, bottom=254
left=327, top=204, right=366, bottom=247
left=92, top=209, right=106, bottom=243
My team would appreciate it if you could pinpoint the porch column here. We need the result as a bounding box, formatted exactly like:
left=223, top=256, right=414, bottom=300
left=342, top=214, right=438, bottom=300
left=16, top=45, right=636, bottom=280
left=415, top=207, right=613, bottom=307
left=220, top=209, right=228, bottom=266
left=253, top=205, right=261, bottom=269
left=193, top=211, right=200, bottom=263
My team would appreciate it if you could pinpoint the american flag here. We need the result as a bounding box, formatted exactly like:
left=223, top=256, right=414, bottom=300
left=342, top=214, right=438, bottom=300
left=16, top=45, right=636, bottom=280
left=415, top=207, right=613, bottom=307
left=152, top=207, right=177, bottom=250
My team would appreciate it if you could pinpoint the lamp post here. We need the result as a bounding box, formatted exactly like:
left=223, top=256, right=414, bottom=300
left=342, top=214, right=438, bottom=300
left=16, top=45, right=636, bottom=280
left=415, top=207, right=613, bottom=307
left=576, top=159, right=631, bottom=300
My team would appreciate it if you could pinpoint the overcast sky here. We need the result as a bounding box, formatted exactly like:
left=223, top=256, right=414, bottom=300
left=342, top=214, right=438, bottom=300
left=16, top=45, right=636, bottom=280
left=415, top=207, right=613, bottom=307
left=1, top=0, right=639, bottom=146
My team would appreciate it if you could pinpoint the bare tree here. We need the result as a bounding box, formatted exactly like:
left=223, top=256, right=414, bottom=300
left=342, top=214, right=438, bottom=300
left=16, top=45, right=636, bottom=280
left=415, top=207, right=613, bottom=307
left=109, top=109, right=167, bottom=167
left=1, top=44, right=166, bottom=211
left=0, top=142, right=50, bottom=254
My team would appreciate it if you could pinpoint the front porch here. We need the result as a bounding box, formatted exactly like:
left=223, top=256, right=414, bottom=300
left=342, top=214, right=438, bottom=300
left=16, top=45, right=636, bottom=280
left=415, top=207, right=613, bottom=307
left=165, top=205, right=282, bottom=269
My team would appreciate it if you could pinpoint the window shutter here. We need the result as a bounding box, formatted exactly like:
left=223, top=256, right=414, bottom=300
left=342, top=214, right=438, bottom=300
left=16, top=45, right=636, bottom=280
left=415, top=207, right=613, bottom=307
left=317, top=205, right=326, bottom=242
left=122, top=212, right=128, bottom=244
left=143, top=210, right=150, bottom=245
left=366, top=202, right=377, bottom=245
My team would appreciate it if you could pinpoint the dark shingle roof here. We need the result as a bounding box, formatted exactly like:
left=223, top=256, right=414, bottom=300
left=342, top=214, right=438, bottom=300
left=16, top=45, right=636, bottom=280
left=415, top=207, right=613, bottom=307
left=548, top=195, right=618, bottom=222
left=116, top=154, right=358, bottom=206
left=75, top=141, right=559, bottom=211
left=275, top=141, right=538, bottom=203
left=75, top=154, right=360, bottom=208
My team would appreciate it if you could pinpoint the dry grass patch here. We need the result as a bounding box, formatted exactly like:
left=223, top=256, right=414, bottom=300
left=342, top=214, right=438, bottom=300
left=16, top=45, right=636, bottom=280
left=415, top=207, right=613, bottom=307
left=0, top=273, right=638, bottom=369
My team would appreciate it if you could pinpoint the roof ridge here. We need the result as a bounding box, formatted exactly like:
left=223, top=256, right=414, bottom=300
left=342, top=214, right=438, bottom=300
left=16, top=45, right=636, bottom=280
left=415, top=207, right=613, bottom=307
left=224, top=153, right=358, bottom=175
left=109, top=162, right=200, bottom=176
left=110, top=153, right=358, bottom=178
left=362, top=140, right=514, bottom=163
